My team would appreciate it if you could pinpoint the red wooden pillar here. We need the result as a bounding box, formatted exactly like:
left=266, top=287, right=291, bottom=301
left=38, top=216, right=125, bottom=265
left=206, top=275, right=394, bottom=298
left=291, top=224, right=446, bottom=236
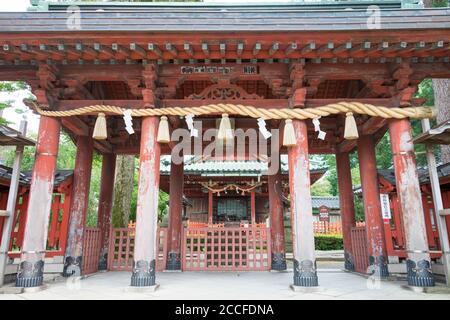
left=166, top=160, right=184, bottom=270
left=288, top=120, right=318, bottom=287
left=250, top=191, right=256, bottom=225
left=268, top=157, right=286, bottom=270
left=357, top=135, right=389, bottom=278
left=16, top=116, right=60, bottom=288
left=97, top=153, right=116, bottom=271
left=389, top=118, right=434, bottom=287
left=336, top=151, right=356, bottom=271
left=131, top=116, right=160, bottom=287
left=208, top=191, right=213, bottom=224
left=62, top=135, right=94, bottom=277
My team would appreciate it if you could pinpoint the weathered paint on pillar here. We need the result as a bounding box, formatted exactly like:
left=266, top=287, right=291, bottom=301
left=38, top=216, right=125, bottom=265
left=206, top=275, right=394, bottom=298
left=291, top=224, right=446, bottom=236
left=208, top=191, right=213, bottom=224
left=250, top=191, right=256, bottom=225
left=63, top=135, right=94, bottom=277
left=16, top=116, right=60, bottom=288
left=131, top=116, right=160, bottom=287
left=357, top=135, right=389, bottom=278
left=288, top=119, right=318, bottom=287
left=97, top=153, right=116, bottom=271
left=336, top=152, right=356, bottom=271
left=389, top=119, right=434, bottom=287
left=166, top=160, right=183, bottom=270
left=268, top=156, right=286, bottom=271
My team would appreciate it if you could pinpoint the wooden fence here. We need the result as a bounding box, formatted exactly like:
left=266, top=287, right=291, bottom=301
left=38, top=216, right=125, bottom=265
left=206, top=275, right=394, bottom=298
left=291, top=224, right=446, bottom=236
left=82, top=227, right=101, bottom=275
left=350, top=226, right=369, bottom=274
left=182, top=226, right=271, bottom=271
left=107, top=227, right=167, bottom=272
left=7, top=193, right=71, bottom=258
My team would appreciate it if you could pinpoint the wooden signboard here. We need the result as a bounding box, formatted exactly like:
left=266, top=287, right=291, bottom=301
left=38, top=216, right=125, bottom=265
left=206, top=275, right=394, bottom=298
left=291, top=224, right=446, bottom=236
left=318, top=205, right=330, bottom=222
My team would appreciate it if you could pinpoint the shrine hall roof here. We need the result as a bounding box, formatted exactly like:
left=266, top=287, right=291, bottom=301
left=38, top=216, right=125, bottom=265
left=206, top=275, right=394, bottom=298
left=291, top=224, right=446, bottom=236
left=0, top=165, right=73, bottom=187
left=0, top=2, right=449, bottom=32
left=160, top=156, right=327, bottom=177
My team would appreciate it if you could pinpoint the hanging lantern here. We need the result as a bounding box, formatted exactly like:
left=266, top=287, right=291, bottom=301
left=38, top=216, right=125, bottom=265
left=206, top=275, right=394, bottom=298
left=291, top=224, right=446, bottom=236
left=344, top=112, right=359, bottom=140
left=217, top=114, right=233, bottom=142
left=93, top=112, right=107, bottom=140
left=282, top=119, right=296, bottom=147
left=157, top=116, right=171, bottom=143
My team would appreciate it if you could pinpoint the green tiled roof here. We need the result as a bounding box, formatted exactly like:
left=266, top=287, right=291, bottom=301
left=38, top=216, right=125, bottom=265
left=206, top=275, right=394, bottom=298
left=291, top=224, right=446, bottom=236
left=160, top=156, right=326, bottom=176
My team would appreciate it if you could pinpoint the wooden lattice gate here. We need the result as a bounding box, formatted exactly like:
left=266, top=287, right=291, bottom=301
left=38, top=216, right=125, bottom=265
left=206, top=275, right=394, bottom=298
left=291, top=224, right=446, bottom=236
left=107, top=227, right=167, bottom=272
left=181, top=226, right=271, bottom=271
left=82, top=227, right=101, bottom=275
left=350, top=226, right=369, bottom=274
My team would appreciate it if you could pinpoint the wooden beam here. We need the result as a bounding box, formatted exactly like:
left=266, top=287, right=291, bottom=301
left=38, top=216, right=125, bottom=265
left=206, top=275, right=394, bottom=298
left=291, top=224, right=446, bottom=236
left=130, top=43, right=147, bottom=58
left=184, top=43, right=193, bottom=56
left=253, top=43, right=261, bottom=56
left=148, top=43, right=162, bottom=57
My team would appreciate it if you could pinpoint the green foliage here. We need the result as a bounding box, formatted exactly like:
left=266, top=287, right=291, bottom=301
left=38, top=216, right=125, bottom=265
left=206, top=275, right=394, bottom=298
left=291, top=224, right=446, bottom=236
left=0, top=81, right=29, bottom=125
left=314, top=234, right=343, bottom=250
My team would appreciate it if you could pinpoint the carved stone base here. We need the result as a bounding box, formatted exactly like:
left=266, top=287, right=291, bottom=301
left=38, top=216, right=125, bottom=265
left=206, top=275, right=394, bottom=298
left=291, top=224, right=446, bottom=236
left=166, top=251, right=181, bottom=271
left=344, top=251, right=355, bottom=271
left=98, top=253, right=108, bottom=271
left=15, top=260, right=44, bottom=288
left=271, top=252, right=287, bottom=271
left=406, top=259, right=435, bottom=287
left=131, top=259, right=156, bottom=287
left=293, top=259, right=318, bottom=287
left=368, top=255, right=389, bottom=279
left=62, top=256, right=82, bottom=277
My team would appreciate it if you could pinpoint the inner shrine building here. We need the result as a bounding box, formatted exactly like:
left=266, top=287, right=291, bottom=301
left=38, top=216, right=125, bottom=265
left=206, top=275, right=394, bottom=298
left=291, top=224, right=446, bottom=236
left=0, top=0, right=449, bottom=290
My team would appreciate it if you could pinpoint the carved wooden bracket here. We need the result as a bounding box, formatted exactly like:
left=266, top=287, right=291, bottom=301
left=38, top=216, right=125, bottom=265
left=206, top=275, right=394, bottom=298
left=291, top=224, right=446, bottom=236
left=186, top=82, right=262, bottom=100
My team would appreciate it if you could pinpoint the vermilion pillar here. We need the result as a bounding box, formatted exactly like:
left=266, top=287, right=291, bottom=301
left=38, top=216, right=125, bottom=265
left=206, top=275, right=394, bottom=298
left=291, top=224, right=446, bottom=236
left=97, top=153, right=116, bottom=271
left=389, top=119, right=434, bottom=287
left=357, top=135, right=389, bottom=278
left=288, top=120, right=318, bottom=287
left=63, top=135, right=94, bottom=277
left=250, top=191, right=256, bottom=225
left=208, top=191, right=213, bottom=224
left=268, top=156, right=286, bottom=271
left=336, top=152, right=356, bottom=271
left=166, top=160, right=184, bottom=270
left=131, top=116, right=160, bottom=287
left=16, top=116, right=60, bottom=288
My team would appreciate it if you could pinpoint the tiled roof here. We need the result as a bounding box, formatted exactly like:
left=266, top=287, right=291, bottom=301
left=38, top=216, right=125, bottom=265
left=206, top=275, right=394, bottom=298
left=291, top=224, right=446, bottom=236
left=0, top=165, right=73, bottom=186
left=311, top=196, right=340, bottom=210
left=1, top=4, right=448, bottom=32
left=0, top=125, right=35, bottom=147
left=160, top=156, right=326, bottom=176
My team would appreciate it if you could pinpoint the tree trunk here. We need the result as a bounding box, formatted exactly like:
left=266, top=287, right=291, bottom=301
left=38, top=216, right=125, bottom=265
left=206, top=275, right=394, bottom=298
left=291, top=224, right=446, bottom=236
left=432, top=79, right=450, bottom=164
left=111, top=155, right=135, bottom=227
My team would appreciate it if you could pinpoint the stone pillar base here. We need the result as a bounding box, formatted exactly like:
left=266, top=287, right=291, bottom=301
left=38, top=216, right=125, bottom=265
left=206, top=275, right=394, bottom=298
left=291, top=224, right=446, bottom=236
left=62, top=256, right=82, bottom=277
left=293, top=259, right=319, bottom=287
left=344, top=251, right=355, bottom=271
left=166, top=252, right=181, bottom=271
left=15, top=260, right=44, bottom=288
left=271, top=253, right=287, bottom=271
left=406, top=259, right=435, bottom=287
left=131, top=259, right=156, bottom=287
left=368, top=255, right=389, bottom=279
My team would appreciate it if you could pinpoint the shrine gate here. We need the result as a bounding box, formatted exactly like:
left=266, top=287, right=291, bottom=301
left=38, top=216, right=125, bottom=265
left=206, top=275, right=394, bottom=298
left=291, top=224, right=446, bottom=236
left=0, top=1, right=449, bottom=290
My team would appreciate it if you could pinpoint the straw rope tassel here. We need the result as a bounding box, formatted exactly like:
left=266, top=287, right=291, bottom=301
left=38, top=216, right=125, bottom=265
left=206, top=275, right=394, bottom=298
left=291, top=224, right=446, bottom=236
left=344, top=112, right=359, bottom=140
left=283, top=119, right=296, bottom=147
left=92, top=113, right=107, bottom=140
left=157, top=116, right=170, bottom=143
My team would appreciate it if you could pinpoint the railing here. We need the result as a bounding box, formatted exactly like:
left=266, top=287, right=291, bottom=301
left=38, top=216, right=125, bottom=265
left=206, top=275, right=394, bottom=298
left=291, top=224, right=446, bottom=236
left=182, top=226, right=271, bottom=271
left=82, top=227, right=101, bottom=275
left=350, top=226, right=369, bottom=274
left=108, top=227, right=167, bottom=272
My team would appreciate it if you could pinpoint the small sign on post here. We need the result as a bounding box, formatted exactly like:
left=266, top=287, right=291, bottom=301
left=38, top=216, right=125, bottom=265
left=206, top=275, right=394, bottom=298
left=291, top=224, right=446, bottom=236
left=380, top=193, right=391, bottom=221
left=318, top=205, right=330, bottom=222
